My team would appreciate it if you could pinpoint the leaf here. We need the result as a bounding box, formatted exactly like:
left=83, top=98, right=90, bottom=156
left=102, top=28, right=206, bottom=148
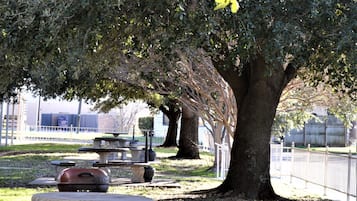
left=230, top=0, right=239, bottom=13
left=214, top=0, right=239, bottom=13
left=214, top=0, right=230, bottom=11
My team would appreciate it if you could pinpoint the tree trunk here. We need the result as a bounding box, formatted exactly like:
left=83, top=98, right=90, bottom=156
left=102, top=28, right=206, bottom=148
left=176, top=105, right=200, bottom=159
left=215, top=55, right=296, bottom=200
left=160, top=101, right=181, bottom=147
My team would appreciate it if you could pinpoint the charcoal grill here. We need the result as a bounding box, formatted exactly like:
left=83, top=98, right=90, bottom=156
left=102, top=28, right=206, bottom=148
left=57, top=168, right=109, bottom=192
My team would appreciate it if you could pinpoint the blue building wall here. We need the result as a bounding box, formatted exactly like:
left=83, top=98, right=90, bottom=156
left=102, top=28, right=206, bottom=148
left=41, top=113, right=98, bottom=128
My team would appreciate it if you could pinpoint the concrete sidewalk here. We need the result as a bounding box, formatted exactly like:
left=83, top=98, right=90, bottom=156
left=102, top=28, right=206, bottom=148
left=272, top=176, right=355, bottom=201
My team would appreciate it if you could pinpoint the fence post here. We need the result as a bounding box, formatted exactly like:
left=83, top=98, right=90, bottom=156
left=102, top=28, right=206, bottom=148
left=280, top=142, right=283, bottom=178
left=323, top=146, right=329, bottom=196
left=221, top=144, right=226, bottom=179
left=324, top=119, right=328, bottom=147
left=215, top=143, right=220, bottom=179
left=305, top=144, right=311, bottom=189
left=5, top=102, right=10, bottom=146
left=346, top=150, right=352, bottom=201
left=290, top=142, right=295, bottom=184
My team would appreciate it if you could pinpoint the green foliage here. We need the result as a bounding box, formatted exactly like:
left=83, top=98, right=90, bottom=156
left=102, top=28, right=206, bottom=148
left=1, top=0, right=355, bottom=103
left=328, top=97, right=357, bottom=127
left=272, top=111, right=316, bottom=137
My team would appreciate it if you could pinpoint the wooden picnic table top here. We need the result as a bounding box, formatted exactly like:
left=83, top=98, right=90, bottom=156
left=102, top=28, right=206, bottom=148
left=78, top=147, right=129, bottom=153
left=104, top=132, right=128, bottom=137
left=94, top=137, right=130, bottom=142
left=92, top=161, right=150, bottom=167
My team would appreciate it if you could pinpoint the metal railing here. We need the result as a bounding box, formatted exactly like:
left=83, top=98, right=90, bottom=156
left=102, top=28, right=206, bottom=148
left=215, top=143, right=230, bottom=180
left=271, top=143, right=356, bottom=201
left=2, top=125, right=165, bottom=146
left=26, top=125, right=119, bottom=133
left=290, top=143, right=356, bottom=200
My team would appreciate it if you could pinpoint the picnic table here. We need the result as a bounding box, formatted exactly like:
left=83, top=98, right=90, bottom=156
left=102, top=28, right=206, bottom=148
left=105, top=132, right=128, bottom=137
left=75, top=132, right=155, bottom=183
left=78, top=147, right=129, bottom=163
left=93, top=137, right=131, bottom=148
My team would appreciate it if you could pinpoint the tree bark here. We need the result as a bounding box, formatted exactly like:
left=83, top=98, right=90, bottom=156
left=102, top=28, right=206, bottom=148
left=159, top=100, right=181, bottom=147
left=176, top=105, right=200, bottom=159
left=215, top=55, right=296, bottom=199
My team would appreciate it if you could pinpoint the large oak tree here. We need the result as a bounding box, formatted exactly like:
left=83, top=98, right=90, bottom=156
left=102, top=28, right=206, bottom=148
left=1, top=0, right=356, bottom=200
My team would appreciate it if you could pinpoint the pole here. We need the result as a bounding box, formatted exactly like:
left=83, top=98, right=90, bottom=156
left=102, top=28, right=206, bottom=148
left=36, top=96, right=41, bottom=131
left=279, top=141, right=283, bottom=178
left=303, top=123, right=306, bottom=147
left=145, top=131, right=149, bottom=163
left=16, top=94, right=22, bottom=142
left=290, top=142, right=295, bottom=184
left=324, top=119, right=328, bottom=147
left=5, top=101, right=10, bottom=146
left=346, top=150, right=352, bottom=201
left=0, top=101, right=3, bottom=146
left=76, top=99, right=82, bottom=134
left=305, top=144, right=311, bottom=189
left=132, top=125, right=135, bottom=141
left=216, top=143, right=220, bottom=179
left=323, top=146, right=329, bottom=196
left=11, top=99, right=15, bottom=145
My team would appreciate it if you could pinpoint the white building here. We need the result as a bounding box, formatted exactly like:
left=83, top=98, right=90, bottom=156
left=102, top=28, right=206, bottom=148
left=0, top=92, right=211, bottom=146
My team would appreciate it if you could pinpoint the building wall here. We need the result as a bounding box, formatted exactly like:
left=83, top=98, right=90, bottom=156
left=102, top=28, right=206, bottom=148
left=284, top=115, right=348, bottom=146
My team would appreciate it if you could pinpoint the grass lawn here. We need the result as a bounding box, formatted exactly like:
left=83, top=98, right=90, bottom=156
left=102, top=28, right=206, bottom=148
left=0, top=143, right=335, bottom=200
left=0, top=143, right=82, bottom=153
left=310, top=145, right=357, bottom=154
left=0, top=188, right=57, bottom=201
left=0, top=144, right=220, bottom=201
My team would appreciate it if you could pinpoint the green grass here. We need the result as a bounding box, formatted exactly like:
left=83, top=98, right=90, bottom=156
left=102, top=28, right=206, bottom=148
left=0, top=143, right=333, bottom=200
left=0, top=143, right=83, bottom=153
left=0, top=143, right=218, bottom=201
left=0, top=154, right=63, bottom=187
left=0, top=188, right=57, bottom=201
left=298, top=145, right=357, bottom=154
left=152, top=148, right=215, bottom=178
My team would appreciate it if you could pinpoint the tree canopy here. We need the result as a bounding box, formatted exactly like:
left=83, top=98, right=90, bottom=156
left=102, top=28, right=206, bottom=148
left=1, top=0, right=356, bottom=199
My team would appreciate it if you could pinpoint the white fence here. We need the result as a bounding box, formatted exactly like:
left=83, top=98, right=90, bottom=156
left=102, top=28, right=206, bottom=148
left=215, top=143, right=230, bottom=179
left=0, top=125, right=166, bottom=146
left=215, top=143, right=356, bottom=200
left=270, top=143, right=356, bottom=201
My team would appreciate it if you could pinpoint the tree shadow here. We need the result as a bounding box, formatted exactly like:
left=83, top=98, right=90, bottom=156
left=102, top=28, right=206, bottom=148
left=157, top=187, right=334, bottom=201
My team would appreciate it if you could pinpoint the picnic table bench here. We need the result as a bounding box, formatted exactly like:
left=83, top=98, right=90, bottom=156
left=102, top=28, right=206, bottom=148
left=50, top=160, right=76, bottom=179
left=92, top=161, right=153, bottom=183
